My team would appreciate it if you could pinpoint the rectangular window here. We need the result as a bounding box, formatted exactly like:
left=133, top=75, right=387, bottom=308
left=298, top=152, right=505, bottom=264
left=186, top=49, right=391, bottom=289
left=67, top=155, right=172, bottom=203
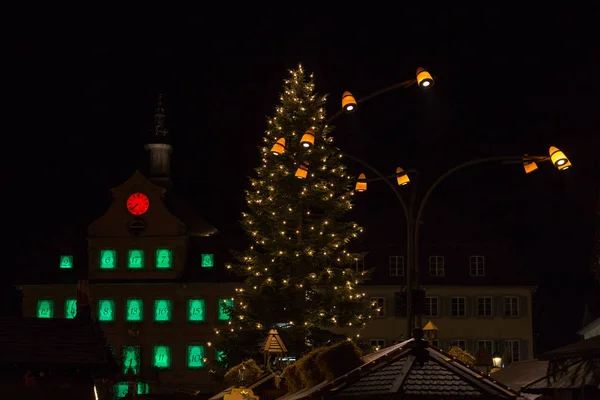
left=429, top=256, right=445, bottom=276
left=97, top=299, right=116, bottom=322
left=99, top=249, right=116, bottom=269
left=60, top=255, right=73, bottom=269
left=451, top=297, right=466, bottom=316
left=188, top=299, right=206, bottom=322
left=425, top=297, right=438, bottom=317
left=37, top=300, right=54, bottom=318
left=431, top=340, right=440, bottom=348
left=371, top=297, right=385, bottom=317
left=477, top=297, right=493, bottom=317
left=353, top=256, right=365, bottom=272
left=64, top=298, right=77, bottom=319
left=126, top=299, right=144, bottom=322
left=201, top=253, right=214, bottom=268
left=504, top=297, right=520, bottom=317
left=470, top=256, right=485, bottom=276
left=128, top=249, right=145, bottom=269
left=218, top=298, right=233, bottom=321
left=154, top=299, right=172, bottom=322
left=153, top=345, right=171, bottom=369
left=155, top=248, right=173, bottom=269
left=504, top=340, right=520, bottom=363
left=478, top=340, right=494, bottom=354
left=452, top=340, right=466, bottom=350
left=370, top=339, right=385, bottom=350
left=389, top=256, right=405, bottom=276
left=122, top=346, right=140, bottom=375
left=187, top=345, right=206, bottom=369
left=216, top=349, right=226, bottom=365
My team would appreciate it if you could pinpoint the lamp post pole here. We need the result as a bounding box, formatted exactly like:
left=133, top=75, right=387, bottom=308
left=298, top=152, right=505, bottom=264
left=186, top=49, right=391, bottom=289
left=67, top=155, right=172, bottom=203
left=343, top=154, right=548, bottom=338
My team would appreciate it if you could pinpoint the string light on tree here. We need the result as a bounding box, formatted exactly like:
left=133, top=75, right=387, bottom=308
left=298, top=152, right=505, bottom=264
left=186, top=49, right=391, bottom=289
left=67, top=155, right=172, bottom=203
left=215, top=65, right=375, bottom=368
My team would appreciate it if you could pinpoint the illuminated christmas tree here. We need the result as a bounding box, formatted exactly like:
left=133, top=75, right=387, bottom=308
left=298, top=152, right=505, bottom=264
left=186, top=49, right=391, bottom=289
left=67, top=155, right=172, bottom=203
left=217, top=66, right=373, bottom=368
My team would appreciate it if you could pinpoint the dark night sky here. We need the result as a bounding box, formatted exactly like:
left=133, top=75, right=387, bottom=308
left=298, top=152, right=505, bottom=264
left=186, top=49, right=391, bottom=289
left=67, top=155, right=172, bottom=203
left=5, top=7, right=600, bottom=352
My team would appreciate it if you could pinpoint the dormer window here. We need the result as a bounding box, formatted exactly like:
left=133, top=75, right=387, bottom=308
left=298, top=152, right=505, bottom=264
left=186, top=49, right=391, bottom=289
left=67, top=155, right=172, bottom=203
left=470, top=256, right=485, bottom=276
left=429, top=256, right=444, bottom=276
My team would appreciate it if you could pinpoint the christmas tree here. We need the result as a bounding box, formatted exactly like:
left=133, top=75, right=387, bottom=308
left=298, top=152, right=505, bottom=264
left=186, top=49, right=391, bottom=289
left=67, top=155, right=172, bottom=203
left=216, top=66, right=374, bottom=368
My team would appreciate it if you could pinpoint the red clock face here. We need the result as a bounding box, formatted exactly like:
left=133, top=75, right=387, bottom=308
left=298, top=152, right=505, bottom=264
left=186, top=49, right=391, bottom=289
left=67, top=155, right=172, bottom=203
left=126, top=193, right=150, bottom=216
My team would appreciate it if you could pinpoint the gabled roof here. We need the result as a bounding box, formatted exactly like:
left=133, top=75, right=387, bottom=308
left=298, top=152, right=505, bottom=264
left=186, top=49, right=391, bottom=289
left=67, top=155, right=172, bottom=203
left=0, top=317, right=112, bottom=371
left=279, top=338, right=523, bottom=400
left=539, top=335, right=600, bottom=360
left=521, top=358, right=600, bottom=393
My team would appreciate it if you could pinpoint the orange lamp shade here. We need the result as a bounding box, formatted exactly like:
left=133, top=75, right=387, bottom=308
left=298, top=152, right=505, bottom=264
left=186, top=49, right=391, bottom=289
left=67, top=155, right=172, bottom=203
left=342, top=91, right=357, bottom=113
left=396, top=167, right=410, bottom=186
left=271, top=138, right=286, bottom=155
left=295, top=162, right=309, bottom=179
left=300, top=129, right=315, bottom=148
left=416, top=67, right=434, bottom=89
left=523, top=155, right=538, bottom=174
left=549, top=146, right=570, bottom=169
left=355, top=173, right=367, bottom=192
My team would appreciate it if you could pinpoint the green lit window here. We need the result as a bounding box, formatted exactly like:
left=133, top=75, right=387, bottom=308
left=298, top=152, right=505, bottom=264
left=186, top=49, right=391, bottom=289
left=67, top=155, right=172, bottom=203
left=201, top=253, right=214, bottom=268
left=187, top=299, right=206, bottom=322
left=37, top=300, right=54, bottom=318
left=99, top=249, right=117, bottom=269
left=216, top=350, right=227, bottom=365
left=97, top=299, right=116, bottom=322
left=187, top=345, right=205, bottom=369
left=155, top=248, right=173, bottom=269
left=64, top=298, right=77, bottom=319
left=59, top=255, right=73, bottom=269
left=218, top=298, right=233, bottom=321
left=128, top=249, right=145, bottom=269
left=122, top=346, right=140, bottom=375
left=126, top=299, right=143, bottom=322
left=154, top=299, right=172, bottom=322
left=112, top=382, right=149, bottom=398
left=153, top=345, right=171, bottom=369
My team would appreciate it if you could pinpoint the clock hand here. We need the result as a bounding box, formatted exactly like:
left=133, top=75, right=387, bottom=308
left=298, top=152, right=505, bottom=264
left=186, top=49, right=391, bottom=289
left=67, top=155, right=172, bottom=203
left=130, top=203, right=139, bottom=210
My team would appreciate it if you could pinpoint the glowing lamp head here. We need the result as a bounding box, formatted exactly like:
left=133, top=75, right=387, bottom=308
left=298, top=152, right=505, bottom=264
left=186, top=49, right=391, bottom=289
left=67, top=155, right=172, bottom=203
left=271, top=138, right=286, bottom=156
left=295, top=162, right=309, bottom=179
left=523, top=155, right=538, bottom=174
left=492, top=352, right=503, bottom=368
left=416, top=67, right=434, bottom=89
left=355, top=173, right=367, bottom=192
left=342, top=91, right=357, bottom=113
left=396, top=167, right=410, bottom=186
left=549, top=146, right=571, bottom=170
left=300, top=129, right=315, bottom=148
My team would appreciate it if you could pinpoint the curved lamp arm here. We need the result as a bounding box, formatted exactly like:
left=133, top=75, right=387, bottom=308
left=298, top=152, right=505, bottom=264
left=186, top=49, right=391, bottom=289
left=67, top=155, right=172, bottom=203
left=413, top=155, right=529, bottom=287
left=341, top=151, right=410, bottom=222
left=326, top=79, right=418, bottom=125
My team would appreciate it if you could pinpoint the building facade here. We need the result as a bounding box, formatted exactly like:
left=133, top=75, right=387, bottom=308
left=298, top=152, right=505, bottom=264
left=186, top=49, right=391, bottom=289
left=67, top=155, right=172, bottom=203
left=19, top=98, right=238, bottom=396
left=334, top=242, right=535, bottom=364
left=18, top=98, right=535, bottom=397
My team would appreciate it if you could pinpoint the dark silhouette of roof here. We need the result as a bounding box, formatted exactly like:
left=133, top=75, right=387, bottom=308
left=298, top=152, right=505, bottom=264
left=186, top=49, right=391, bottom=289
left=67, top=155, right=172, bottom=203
left=164, top=193, right=218, bottom=237
left=0, top=317, right=113, bottom=372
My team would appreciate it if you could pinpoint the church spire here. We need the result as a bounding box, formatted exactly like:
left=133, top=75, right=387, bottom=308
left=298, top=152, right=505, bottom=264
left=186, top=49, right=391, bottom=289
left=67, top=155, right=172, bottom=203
left=144, top=93, right=173, bottom=187
left=154, top=93, right=168, bottom=138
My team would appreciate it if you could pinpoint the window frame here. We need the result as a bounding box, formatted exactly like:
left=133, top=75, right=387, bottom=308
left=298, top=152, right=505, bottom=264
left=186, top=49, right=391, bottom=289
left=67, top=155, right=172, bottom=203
left=370, top=297, right=386, bottom=317
left=36, top=299, right=55, bottom=319
left=425, top=296, right=439, bottom=317
left=389, top=256, right=405, bottom=276
left=369, top=339, right=386, bottom=350
left=504, top=296, right=520, bottom=317
left=450, top=296, right=466, bottom=317
left=97, top=298, right=117, bottom=322
left=153, top=298, right=173, bottom=323
left=452, top=340, right=467, bottom=350
left=429, top=256, right=445, bottom=277
left=504, top=340, right=520, bottom=363
left=469, top=255, right=485, bottom=276
left=476, top=296, right=493, bottom=317
left=478, top=340, right=494, bottom=354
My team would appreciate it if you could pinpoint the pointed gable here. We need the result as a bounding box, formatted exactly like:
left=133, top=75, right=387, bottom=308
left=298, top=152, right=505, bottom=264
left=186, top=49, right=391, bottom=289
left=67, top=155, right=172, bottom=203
left=279, top=338, right=522, bottom=400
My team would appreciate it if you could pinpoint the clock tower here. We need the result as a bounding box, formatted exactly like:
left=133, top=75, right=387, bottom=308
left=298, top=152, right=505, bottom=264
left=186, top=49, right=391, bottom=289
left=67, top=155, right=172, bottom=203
left=144, top=94, right=173, bottom=188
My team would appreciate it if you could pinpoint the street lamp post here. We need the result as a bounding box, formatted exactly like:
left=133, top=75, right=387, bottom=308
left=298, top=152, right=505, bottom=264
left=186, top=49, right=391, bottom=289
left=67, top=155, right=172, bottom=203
left=270, top=66, right=573, bottom=339
left=345, top=152, right=572, bottom=338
